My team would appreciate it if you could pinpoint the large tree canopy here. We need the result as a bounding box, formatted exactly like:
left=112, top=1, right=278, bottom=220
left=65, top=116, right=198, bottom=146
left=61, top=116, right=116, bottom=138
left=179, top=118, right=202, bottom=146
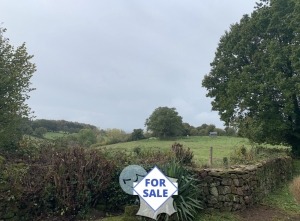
left=0, top=27, right=36, bottom=150
left=202, top=0, right=300, bottom=155
left=145, top=107, right=183, bottom=138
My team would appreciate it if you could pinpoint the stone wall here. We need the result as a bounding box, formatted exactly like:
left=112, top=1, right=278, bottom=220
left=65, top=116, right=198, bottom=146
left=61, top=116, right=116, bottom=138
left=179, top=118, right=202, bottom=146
left=194, top=156, right=293, bottom=212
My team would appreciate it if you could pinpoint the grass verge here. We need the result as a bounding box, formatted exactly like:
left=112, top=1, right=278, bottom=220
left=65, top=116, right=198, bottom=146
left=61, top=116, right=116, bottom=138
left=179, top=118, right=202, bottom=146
left=259, top=159, right=300, bottom=215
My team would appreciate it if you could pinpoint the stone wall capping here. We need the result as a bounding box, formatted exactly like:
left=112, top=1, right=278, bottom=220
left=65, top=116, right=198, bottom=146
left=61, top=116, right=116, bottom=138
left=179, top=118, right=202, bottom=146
left=243, top=165, right=257, bottom=171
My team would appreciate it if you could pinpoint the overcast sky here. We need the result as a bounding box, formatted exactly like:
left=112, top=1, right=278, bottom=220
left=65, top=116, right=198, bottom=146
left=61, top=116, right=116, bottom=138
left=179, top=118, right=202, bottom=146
left=1, top=0, right=258, bottom=132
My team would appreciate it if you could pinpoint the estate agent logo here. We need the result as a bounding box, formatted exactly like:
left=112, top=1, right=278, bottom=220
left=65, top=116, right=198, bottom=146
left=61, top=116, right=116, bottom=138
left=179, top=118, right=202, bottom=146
left=119, top=165, right=178, bottom=220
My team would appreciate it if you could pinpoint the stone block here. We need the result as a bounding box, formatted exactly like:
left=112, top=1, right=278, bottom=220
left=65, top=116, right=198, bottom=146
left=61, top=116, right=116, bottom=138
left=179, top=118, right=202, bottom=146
left=233, top=178, right=240, bottom=186
left=207, top=195, right=218, bottom=204
left=202, top=187, right=209, bottom=195
left=231, top=185, right=237, bottom=194
left=244, top=165, right=257, bottom=171
left=214, top=202, right=223, bottom=209
left=230, top=174, right=237, bottom=179
left=203, top=176, right=213, bottom=182
left=221, top=178, right=232, bottom=185
left=210, top=187, right=218, bottom=196
left=241, top=175, right=249, bottom=180
left=239, top=197, right=245, bottom=205
left=217, top=185, right=231, bottom=195
left=239, top=178, right=245, bottom=185
left=232, top=203, right=242, bottom=211
left=224, top=201, right=233, bottom=207
left=200, top=170, right=208, bottom=178
left=225, top=194, right=239, bottom=202
left=200, top=182, right=208, bottom=187
left=243, top=183, right=250, bottom=189
left=236, top=187, right=243, bottom=195
left=218, top=195, right=226, bottom=201
left=208, top=171, right=223, bottom=177
left=228, top=170, right=246, bottom=175
left=210, top=181, right=220, bottom=187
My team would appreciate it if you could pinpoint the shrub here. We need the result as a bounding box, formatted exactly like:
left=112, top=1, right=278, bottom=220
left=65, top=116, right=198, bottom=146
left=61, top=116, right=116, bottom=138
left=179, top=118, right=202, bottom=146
left=44, top=147, right=115, bottom=217
left=171, top=142, right=194, bottom=165
left=135, top=148, right=173, bottom=167
left=133, top=146, right=141, bottom=155
left=290, top=176, right=300, bottom=205
left=229, top=145, right=288, bottom=165
left=230, top=146, right=253, bottom=164
left=0, top=145, right=116, bottom=220
left=34, top=127, right=47, bottom=138
left=100, top=166, right=137, bottom=212
left=106, top=128, right=127, bottom=144
left=102, top=148, right=134, bottom=167
left=77, top=128, right=97, bottom=147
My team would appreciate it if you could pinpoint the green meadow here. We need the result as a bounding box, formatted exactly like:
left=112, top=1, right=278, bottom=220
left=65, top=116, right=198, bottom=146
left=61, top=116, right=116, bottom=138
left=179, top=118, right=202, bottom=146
left=25, top=131, right=73, bottom=140
left=97, top=136, right=288, bottom=167
left=43, top=131, right=68, bottom=139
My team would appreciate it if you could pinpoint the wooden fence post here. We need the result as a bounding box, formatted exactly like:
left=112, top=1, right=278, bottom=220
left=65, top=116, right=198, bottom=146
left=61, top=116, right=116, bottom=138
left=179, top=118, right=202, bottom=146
left=209, top=147, right=213, bottom=167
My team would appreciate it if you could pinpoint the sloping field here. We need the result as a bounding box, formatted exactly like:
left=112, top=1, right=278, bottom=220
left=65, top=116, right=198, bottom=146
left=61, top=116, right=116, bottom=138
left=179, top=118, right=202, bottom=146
left=98, top=136, right=288, bottom=166
left=44, top=131, right=68, bottom=139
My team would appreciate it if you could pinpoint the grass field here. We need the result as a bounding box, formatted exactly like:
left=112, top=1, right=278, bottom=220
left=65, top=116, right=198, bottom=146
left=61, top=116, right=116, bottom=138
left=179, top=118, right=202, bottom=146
left=43, top=131, right=69, bottom=139
left=97, top=136, right=289, bottom=167
left=24, top=131, right=70, bottom=140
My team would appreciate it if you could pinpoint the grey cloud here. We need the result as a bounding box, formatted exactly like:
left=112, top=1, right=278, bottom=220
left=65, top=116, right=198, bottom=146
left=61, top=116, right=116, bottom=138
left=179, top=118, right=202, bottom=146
left=1, top=0, right=258, bottom=132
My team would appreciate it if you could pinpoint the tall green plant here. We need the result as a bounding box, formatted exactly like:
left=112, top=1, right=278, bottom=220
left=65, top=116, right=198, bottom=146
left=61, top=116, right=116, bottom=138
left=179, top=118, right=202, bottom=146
left=158, top=161, right=203, bottom=221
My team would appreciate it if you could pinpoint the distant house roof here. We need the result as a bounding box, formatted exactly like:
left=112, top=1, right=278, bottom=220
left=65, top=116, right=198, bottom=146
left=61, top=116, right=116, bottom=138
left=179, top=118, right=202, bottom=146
left=209, top=132, right=217, bottom=135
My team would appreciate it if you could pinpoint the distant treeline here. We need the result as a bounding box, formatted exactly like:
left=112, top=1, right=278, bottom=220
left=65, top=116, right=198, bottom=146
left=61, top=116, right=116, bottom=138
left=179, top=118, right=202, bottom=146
left=22, top=119, right=97, bottom=135
left=21, top=119, right=237, bottom=148
left=181, top=123, right=236, bottom=137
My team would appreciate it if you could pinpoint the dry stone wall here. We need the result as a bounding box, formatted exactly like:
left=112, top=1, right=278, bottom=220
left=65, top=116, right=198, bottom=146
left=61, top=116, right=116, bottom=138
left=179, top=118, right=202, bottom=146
left=195, top=156, right=293, bottom=212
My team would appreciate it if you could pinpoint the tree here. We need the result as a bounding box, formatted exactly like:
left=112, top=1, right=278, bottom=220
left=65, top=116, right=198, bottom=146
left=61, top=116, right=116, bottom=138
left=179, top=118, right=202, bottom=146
left=182, top=122, right=191, bottom=136
left=202, top=0, right=300, bottom=155
left=145, top=107, right=183, bottom=138
left=77, top=129, right=97, bottom=147
left=190, top=128, right=199, bottom=136
left=105, top=128, right=127, bottom=144
left=0, top=27, right=36, bottom=150
left=225, top=127, right=236, bottom=137
left=62, top=125, right=69, bottom=133
left=196, top=124, right=208, bottom=132
left=198, top=129, right=206, bottom=136
left=21, top=119, right=34, bottom=135
left=213, top=128, right=226, bottom=136
left=205, top=124, right=216, bottom=135
left=34, top=127, right=47, bottom=138
left=131, top=129, right=144, bottom=141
